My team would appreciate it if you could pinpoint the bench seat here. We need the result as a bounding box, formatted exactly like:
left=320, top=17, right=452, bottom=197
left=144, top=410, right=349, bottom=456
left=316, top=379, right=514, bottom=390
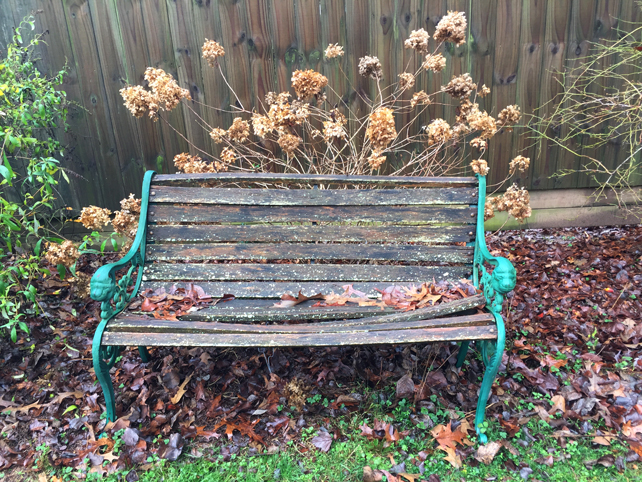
left=90, top=171, right=516, bottom=443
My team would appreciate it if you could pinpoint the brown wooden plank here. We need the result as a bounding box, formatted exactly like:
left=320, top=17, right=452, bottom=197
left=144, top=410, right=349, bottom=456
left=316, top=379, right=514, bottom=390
left=109, top=311, right=491, bottom=334
left=102, top=323, right=497, bottom=346
left=149, top=186, right=478, bottom=205
left=139, top=281, right=434, bottom=299
left=146, top=243, right=473, bottom=263
left=141, top=263, right=471, bottom=282
left=151, top=172, right=478, bottom=186
left=148, top=204, right=477, bottom=224
left=147, top=224, right=475, bottom=244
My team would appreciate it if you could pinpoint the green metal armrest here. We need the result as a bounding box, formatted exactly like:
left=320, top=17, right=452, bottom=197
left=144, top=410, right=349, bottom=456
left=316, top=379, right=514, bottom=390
left=89, top=170, right=155, bottom=421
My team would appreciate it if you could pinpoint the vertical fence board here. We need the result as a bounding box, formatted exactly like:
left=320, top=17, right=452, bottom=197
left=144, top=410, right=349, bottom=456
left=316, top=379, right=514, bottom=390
left=245, top=0, right=278, bottom=104
left=320, top=0, right=348, bottom=109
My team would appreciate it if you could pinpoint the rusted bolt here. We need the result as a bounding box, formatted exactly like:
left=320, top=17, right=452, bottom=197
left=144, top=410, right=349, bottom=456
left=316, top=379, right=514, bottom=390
left=151, top=191, right=156, bottom=196
left=468, top=231, right=473, bottom=236
left=471, top=212, right=475, bottom=217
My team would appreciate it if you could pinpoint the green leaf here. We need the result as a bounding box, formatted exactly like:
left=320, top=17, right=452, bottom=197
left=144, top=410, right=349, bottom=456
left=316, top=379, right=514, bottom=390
left=110, top=238, right=118, bottom=252
left=62, top=405, right=77, bottom=416
left=34, top=239, right=43, bottom=257
left=56, top=264, right=66, bottom=280
left=61, top=169, right=69, bottom=184
left=100, top=239, right=108, bottom=254
left=18, top=321, right=29, bottom=335
left=10, top=325, right=17, bottom=343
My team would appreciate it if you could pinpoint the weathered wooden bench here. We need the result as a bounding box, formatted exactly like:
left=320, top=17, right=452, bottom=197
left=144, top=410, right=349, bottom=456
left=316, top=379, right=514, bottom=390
left=90, top=171, right=516, bottom=442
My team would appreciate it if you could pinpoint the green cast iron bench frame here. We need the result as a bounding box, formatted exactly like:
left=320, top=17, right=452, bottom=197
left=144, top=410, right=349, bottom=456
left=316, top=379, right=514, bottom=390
left=89, top=171, right=516, bottom=443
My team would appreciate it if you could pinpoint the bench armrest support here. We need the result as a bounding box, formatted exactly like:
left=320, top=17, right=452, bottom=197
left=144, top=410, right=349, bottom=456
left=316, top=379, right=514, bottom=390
left=473, top=174, right=516, bottom=314
left=90, top=170, right=155, bottom=323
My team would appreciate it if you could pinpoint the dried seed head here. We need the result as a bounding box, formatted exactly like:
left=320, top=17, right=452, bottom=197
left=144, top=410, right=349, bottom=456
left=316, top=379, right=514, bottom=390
left=112, top=211, right=138, bottom=238
left=220, top=147, right=236, bottom=164
left=434, top=11, right=467, bottom=46
left=443, top=73, right=476, bottom=98
left=358, top=56, right=383, bottom=80
left=509, top=155, right=530, bottom=175
left=45, top=240, right=80, bottom=268
left=427, top=119, right=453, bottom=146
left=466, top=106, right=497, bottom=139
left=368, top=151, right=386, bottom=170
left=227, top=117, right=250, bottom=143
left=470, top=137, right=487, bottom=150
left=173, top=153, right=221, bottom=174
left=423, top=53, right=447, bottom=72
left=202, top=39, right=225, bottom=67
left=479, top=84, right=491, bottom=97
left=398, top=73, right=415, bottom=90
left=278, top=133, right=301, bottom=154
left=492, top=184, right=532, bottom=222
left=322, top=109, right=347, bottom=142
left=265, top=92, right=278, bottom=105
left=365, top=107, right=396, bottom=152
left=252, top=114, right=274, bottom=138
left=497, top=105, right=521, bottom=131
left=291, top=70, right=328, bottom=99
left=470, top=159, right=489, bottom=176
left=120, top=194, right=141, bottom=215
left=404, top=28, right=430, bottom=54
left=120, top=85, right=157, bottom=119
left=411, top=91, right=431, bottom=108
left=325, top=43, right=344, bottom=59
left=79, top=206, right=111, bottom=231
left=484, top=198, right=495, bottom=221
left=210, top=127, right=227, bottom=144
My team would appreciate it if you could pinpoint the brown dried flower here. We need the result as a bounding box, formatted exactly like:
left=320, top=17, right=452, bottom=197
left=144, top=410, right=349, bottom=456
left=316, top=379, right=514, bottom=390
left=120, top=194, right=141, bottom=215
left=443, top=73, right=476, bottom=98
left=411, top=91, right=431, bottom=108
left=323, top=109, right=347, bottom=142
left=434, top=11, right=467, bottom=46
left=479, top=84, right=491, bottom=97
left=427, top=119, right=453, bottom=146
left=120, top=86, right=157, bottom=119
left=278, top=133, right=301, bottom=154
left=79, top=206, right=111, bottom=231
left=228, top=117, right=250, bottom=143
left=398, top=73, right=415, bottom=90
left=45, top=240, right=80, bottom=268
left=470, top=159, right=489, bottom=176
left=484, top=198, right=495, bottom=221
left=404, top=29, right=429, bottom=53
left=423, top=53, right=447, bottom=72
left=492, top=184, right=532, bottom=222
left=252, top=114, right=274, bottom=138
left=112, top=211, right=138, bottom=238
left=467, top=107, right=497, bottom=139
left=210, top=128, right=227, bottom=144
left=365, top=107, right=396, bottom=152
left=470, top=137, right=487, bottom=150
left=173, top=153, right=220, bottom=174
left=265, top=92, right=278, bottom=105
left=221, top=147, right=236, bottom=164
left=497, top=105, right=521, bottom=131
left=145, top=67, right=191, bottom=112
left=368, top=151, right=386, bottom=170
left=325, top=43, right=344, bottom=59
left=291, top=70, right=328, bottom=99
left=71, top=272, right=91, bottom=300
left=202, top=39, right=225, bottom=67
left=509, top=155, right=530, bottom=175
left=358, top=56, right=383, bottom=80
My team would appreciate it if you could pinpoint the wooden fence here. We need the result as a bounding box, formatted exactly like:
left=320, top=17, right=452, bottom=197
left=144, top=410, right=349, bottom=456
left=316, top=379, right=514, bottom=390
left=0, top=0, right=640, bottom=210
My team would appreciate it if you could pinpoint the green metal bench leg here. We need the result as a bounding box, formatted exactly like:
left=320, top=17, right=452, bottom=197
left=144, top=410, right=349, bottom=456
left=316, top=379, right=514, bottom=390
left=474, top=313, right=505, bottom=443
left=455, top=341, right=470, bottom=368
left=139, top=346, right=151, bottom=363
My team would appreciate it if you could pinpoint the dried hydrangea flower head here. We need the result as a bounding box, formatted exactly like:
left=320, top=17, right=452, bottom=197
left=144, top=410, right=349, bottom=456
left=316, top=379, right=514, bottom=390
left=278, top=133, right=301, bottom=155
left=358, top=56, right=383, bottom=80
left=221, top=147, right=236, bottom=164
left=120, top=194, right=141, bottom=215
left=210, top=127, right=227, bottom=144
left=79, top=206, right=111, bottom=231
left=484, top=198, right=495, bottom=221
left=227, top=117, right=250, bottom=143
left=144, top=67, right=191, bottom=112
left=434, top=11, right=467, bottom=45
left=427, top=119, right=453, bottom=146
left=470, top=159, right=489, bottom=176
left=465, top=104, right=497, bottom=139
left=411, top=91, right=431, bottom=108
left=509, top=155, right=530, bottom=175
left=423, top=53, right=447, bottom=72
left=291, top=70, right=328, bottom=99
left=112, top=211, right=138, bottom=238
left=479, top=84, right=491, bottom=97
left=470, top=137, right=487, bottom=150
left=267, top=95, right=309, bottom=133
left=173, top=153, right=219, bottom=174
left=491, top=184, right=532, bottom=222
left=202, top=39, right=225, bottom=67
left=443, top=73, right=476, bottom=98
left=497, top=105, right=521, bottom=131
left=398, top=73, right=415, bottom=90
left=264, top=92, right=278, bottom=105
left=404, top=28, right=429, bottom=53
left=252, top=113, right=274, bottom=138
left=45, top=240, right=80, bottom=268
left=325, top=43, right=344, bottom=59
left=365, top=107, right=396, bottom=152
left=368, top=151, right=386, bottom=170
left=323, top=109, right=347, bottom=142
left=120, top=85, right=157, bottom=119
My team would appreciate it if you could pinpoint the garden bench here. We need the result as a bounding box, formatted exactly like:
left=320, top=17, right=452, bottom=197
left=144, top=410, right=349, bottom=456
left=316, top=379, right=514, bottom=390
left=90, top=171, right=516, bottom=442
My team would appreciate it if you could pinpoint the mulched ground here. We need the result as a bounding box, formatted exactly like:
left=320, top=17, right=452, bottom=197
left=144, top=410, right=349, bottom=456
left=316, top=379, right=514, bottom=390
left=0, top=226, right=641, bottom=477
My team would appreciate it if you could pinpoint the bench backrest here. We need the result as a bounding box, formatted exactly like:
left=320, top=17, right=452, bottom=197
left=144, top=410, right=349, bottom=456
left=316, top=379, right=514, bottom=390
left=142, top=173, right=479, bottom=298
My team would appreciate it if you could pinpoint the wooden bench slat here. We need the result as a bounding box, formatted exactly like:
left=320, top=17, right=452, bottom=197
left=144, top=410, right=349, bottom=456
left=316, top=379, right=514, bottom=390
left=147, top=205, right=477, bottom=224
left=149, top=186, right=478, bottom=206
left=102, top=324, right=497, bottom=347
left=151, top=172, right=478, bottom=187
left=146, top=243, right=474, bottom=263
left=109, top=312, right=492, bottom=335
left=142, top=263, right=472, bottom=282
left=147, top=224, right=475, bottom=244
